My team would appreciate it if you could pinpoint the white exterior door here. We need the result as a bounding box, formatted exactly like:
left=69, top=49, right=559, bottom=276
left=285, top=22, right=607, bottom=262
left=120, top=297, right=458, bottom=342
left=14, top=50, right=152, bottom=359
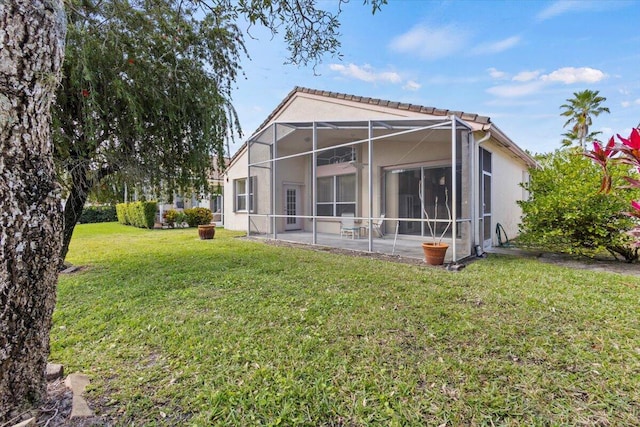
left=284, top=185, right=302, bottom=231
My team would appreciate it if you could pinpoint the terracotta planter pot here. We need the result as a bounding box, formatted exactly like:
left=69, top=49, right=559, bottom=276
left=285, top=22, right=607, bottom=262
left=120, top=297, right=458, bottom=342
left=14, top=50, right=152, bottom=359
left=421, top=242, right=449, bottom=265
left=198, top=224, right=215, bottom=240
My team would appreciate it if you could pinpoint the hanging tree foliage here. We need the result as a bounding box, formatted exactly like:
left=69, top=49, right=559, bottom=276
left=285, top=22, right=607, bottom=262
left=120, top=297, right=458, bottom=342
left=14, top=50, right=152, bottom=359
left=53, top=0, right=244, bottom=259
left=54, top=0, right=387, bottom=260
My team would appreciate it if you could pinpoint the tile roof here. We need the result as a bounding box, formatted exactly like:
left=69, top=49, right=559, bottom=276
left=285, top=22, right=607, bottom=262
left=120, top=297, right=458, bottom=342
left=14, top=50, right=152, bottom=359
left=230, top=86, right=540, bottom=170
left=253, top=86, right=492, bottom=136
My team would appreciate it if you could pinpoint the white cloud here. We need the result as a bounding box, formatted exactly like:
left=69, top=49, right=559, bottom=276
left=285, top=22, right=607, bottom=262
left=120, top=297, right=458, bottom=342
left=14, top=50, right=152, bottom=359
left=487, top=67, right=508, bottom=79
left=403, top=80, right=422, bottom=91
left=487, top=66, right=608, bottom=98
left=329, top=63, right=401, bottom=84
left=486, top=81, right=546, bottom=98
left=535, top=0, right=611, bottom=21
left=484, top=98, right=540, bottom=107
left=488, top=68, right=507, bottom=79
left=512, top=70, right=541, bottom=82
left=536, top=1, right=582, bottom=21
left=424, top=75, right=484, bottom=85
left=621, top=101, right=631, bottom=108
left=389, top=25, right=468, bottom=60
left=472, top=36, right=521, bottom=55
left=540, top=67, right=606, bottom=84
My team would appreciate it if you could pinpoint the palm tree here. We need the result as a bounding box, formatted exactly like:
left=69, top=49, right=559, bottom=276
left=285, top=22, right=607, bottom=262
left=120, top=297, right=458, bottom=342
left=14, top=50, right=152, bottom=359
left=560, top=128, right=602, bottom=148
left=560, top=89, right=610, bottom=150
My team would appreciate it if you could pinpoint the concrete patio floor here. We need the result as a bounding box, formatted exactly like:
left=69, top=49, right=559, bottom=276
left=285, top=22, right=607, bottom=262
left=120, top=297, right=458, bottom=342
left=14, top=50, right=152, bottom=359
left=248, top=231, right=472, bottom=264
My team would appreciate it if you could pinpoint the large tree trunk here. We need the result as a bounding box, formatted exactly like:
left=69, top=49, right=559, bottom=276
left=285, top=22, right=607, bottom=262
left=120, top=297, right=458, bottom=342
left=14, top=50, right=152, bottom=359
left=0, top=0, right=66, bottom=421
left=60, top=163, right=92, bottom=262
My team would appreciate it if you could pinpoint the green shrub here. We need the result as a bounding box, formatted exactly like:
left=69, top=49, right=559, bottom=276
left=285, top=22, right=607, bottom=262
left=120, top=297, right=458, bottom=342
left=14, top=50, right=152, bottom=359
left=183, top=207, right=213, bottom=227
left=518, top=149, right=639, bottom=261
left=80, top=205, right=118, bottom=223
left=116, top=203, right=129, bottom=225
left=141, top=202, right=158, bottom=229
left=163, top=209, right=179, bottom=227
left=175, top=211, right=187, bottom=226
left=116, top=201, right=158, bottom=229
left=163, top=209, right=190, bottom=227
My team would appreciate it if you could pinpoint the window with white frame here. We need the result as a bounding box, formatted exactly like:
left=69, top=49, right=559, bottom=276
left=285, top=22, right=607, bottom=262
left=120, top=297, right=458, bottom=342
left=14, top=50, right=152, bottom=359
left=317, top=174, right=356, bottom=216
left=234, top=177, right=255, bottom=212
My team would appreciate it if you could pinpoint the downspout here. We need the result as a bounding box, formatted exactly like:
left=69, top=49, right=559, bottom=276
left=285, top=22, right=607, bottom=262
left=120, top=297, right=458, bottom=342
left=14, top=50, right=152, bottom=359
left=476, top=129, right=491, bottom=146
left=451, top=115, right=457, bottom=263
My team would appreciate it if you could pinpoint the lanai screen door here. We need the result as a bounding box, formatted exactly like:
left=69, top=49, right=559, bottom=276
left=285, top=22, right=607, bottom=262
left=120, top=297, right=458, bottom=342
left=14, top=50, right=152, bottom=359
left=480, top=148, right=492, bottom=248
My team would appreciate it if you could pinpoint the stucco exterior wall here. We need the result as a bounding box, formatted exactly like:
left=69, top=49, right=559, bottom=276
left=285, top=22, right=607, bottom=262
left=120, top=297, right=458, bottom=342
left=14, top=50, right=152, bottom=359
left=483, top=140, right=529, bottom=245
left=224, top=148, right=249, bottom=232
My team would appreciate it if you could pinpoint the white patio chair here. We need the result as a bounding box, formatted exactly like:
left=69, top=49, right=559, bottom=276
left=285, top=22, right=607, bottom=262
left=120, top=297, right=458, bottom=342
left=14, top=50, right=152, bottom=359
left=372, top=214, right=385, bottom=238
left=340, top=213, right=361, bottom=239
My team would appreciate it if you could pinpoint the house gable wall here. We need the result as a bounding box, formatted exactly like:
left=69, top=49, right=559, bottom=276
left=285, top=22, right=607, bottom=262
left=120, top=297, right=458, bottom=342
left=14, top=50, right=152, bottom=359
left=268, top=93, right=441, bottom=125
left=482, top=139, right=529, bottom=245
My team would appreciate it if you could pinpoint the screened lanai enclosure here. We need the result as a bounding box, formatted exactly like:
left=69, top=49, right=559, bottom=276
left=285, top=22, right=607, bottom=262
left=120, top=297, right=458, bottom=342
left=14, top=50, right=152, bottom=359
left=246, top=116, right=481, bottom=263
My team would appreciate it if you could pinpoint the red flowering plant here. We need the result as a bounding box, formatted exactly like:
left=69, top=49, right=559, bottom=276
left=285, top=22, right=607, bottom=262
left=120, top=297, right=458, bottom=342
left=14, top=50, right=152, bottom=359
left=584, top=136, right=615, bottom=193
left=587, top=128, right=640, bottom=249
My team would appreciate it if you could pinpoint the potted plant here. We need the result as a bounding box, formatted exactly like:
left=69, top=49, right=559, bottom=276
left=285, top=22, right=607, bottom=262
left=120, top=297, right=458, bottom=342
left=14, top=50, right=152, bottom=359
left=419, top=182, right=452, bottom=265
left=184, top=207, right=215, bottom=239
left=197, top=223, right=216, bottom=239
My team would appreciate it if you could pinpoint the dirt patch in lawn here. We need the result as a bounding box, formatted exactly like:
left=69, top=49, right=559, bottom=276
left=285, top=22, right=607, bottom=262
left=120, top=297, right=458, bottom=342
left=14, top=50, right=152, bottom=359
left=534, top=251, right=640, bottom=277
left=249, top=237, right=640, bottom=277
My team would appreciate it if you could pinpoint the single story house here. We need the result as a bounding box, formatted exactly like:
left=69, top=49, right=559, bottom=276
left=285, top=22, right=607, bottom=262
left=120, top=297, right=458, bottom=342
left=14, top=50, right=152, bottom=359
left=223, top=87, right=536, bottom=262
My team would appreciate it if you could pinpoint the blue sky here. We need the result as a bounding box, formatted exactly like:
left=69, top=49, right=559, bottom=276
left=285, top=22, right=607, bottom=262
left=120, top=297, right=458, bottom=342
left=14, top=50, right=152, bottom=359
left=229, top=0, right=640, bottom=155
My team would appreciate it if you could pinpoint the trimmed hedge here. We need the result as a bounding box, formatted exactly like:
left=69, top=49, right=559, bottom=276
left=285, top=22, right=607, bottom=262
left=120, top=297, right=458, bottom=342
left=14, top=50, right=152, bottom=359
left=79, top=205, right=117, bottom=223
left=116, top=201, right=158, bottom=229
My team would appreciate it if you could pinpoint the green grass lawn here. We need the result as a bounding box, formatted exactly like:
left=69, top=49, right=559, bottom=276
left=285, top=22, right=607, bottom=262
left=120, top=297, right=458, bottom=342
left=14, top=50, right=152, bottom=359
left=52, top=223, right=640, bottom=426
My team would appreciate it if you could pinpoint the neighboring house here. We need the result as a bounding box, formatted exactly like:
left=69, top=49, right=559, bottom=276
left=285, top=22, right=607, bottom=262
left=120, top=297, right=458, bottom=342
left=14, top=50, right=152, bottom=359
left=206, top=156, right=227, bottom=224
left=157, top=156, right=228, bottom=225
left=224, top=87, right=536, bottom=262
